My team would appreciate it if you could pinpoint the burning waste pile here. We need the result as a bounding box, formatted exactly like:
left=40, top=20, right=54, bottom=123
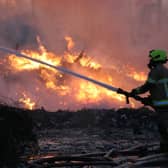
left=0, top=35, right=165, bottom=167
left=1, top=1, right=168, bottom=167
left=0, top=36, right=147, bottom=111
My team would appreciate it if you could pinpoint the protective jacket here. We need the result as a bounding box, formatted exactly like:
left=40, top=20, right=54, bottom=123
left=134, top=64, right=168, bottom=108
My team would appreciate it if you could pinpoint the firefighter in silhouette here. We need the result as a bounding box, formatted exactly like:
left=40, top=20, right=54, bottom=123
left=130, top=49, right=168, bottom=152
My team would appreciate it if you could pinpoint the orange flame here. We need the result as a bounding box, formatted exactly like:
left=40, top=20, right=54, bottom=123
left=3, top=36, right=146, bottom=110
left=19, top=93, right=36, bottom=110
left=64, top=36, right=75, bottom=51
left=127, top=66, right=147, bottom=82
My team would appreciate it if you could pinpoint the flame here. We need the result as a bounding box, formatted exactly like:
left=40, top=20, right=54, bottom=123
left=129, top=71, right=146, bottom=82
left=79, top=56, right=101, bottom=70
left=8, top=51, right=61, bottom=72
left=19, top=93, right=36, bottom=110
left=127, top=66, right=147, bottom=82
left=65, top=36, right=75, bottom=51
left=2, top=36, right=146, bottom=110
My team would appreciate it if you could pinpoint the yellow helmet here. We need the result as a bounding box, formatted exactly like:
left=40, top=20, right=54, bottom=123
left=149, top=49, right=167, bottom=62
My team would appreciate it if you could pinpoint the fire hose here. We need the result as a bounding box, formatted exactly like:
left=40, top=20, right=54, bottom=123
left=0, top=47, right=151, bottom=106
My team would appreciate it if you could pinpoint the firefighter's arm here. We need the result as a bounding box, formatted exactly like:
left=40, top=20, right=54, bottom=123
left=130, top=76, right=156, bottom=96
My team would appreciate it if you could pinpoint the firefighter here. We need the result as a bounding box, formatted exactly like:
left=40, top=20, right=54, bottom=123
left=130, top=49, right=168, bottom=153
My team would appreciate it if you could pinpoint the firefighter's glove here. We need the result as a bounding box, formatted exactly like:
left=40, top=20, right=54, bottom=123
left=117, top=88, right=128, bottom=96
left=130, top=89, right=139, bottom=97
left=117, top=88, right=130, bottom=104
left=141, top=96, right=152, bottom=106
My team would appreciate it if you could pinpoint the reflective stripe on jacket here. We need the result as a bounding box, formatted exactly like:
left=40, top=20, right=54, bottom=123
left=153, top=100, right=168, bottom=106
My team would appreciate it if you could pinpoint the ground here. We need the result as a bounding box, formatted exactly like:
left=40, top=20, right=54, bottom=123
left=38, top=127, right=159, bottom=155
left=1, top=105, right=165, bottom=167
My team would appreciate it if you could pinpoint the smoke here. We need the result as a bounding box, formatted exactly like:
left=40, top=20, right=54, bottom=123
left=1, top=0, right=167, bottom=65
left=0, top=0, right=168, bottom=110
left=0, top=16, right=39, bottom=49
left=0, top=0, right=41, bottom=49
left=34, top=0, right=168, bottom=67
left=34, top=0, right=132, bottom=59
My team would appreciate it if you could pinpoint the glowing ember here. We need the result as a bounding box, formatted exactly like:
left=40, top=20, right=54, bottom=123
left=1, top=36, right=146, bottom=110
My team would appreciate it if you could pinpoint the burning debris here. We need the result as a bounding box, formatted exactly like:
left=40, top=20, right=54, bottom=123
left=0, top=36, right=146, bottom=111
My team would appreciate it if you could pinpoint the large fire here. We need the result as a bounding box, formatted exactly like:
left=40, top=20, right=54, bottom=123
left=1, top=36, right=146, bottom=110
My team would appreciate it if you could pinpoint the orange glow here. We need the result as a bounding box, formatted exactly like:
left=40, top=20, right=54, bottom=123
left=130, top=71, right=146, bottom=82
left=3, top=36, right=146, bottom=110
left=65, top=36, right=75, bottom=50
left=79, top=56, right=101, bottom=70
left=19, top=93, right=36, bottom=110
left=8, top=50, right=61, bottom=72
left=127, top=66, right=147, bottom=82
